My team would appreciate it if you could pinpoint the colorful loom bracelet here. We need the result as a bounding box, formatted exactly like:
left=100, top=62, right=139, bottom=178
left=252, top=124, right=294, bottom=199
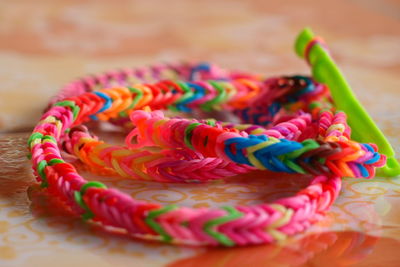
left=28, top=30, right=390, bottom=246
left=60, top=77, right=383, bottom=183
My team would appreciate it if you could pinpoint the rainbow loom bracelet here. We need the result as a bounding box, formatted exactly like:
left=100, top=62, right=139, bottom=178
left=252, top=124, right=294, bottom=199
left=28, top=31, right=389, bottom=246
left=60, top=76, right=382, bottom=182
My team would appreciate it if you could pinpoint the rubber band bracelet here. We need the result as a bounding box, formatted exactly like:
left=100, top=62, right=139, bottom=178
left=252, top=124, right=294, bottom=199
left=60, top=77, right=382, bottom=183
left=57, top=64, right=379, bottom=182
left=28, top=29, right=392, bottom=246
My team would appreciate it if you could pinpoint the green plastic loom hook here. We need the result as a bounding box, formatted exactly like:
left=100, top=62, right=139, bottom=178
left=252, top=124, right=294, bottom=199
left=294, top=28, right=400, bottom=177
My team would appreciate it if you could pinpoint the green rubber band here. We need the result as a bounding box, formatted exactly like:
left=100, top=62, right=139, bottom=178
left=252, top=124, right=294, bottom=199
left=201, top=81, right=227, bottom=112
left=168, top=81, right=193, bottom=112
left=203, top=206, right=242, bottom=246
left=205, top=119, right=216, bottom=127
left=286, top=139, right=319, bottom=159
left=27, top=132, right=43, bottom=147
left=74, top=181, right=108, bottom=220
left=167, top=106, right=178, bottom=112
left=48, top=158, right=64, bottom=166
left=279, top=139, right=319, bottom=174
left=37, top=160, right=48, bottom=188
left=54, top=100, right=80, bottom=120
left=283, top=159, right=306, bottom=174
left=119, top=87, right=144, bottom=117
left=168, top=81, right=193, bottom=113
left=168, top=82, right=193, bottom=112
left=73, top=191, right=86, bottom=210
left=81, top=181, right=107, bottom=194
left=184, top=123, right=202, bottom=149
left=309, top=101, right=322, bottom=110
left=118, top=111, right=129, bottom=117
left=42, top=135, right=57, bottom=144
left=73, top=191, right=93, bottom=220
left=175, top=82, right=194, bottom=104
left=145, top=205, right=177, bottom=242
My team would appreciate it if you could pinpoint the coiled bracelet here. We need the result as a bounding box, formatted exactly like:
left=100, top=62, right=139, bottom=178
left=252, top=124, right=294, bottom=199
left=28, top=33, right=387, bottom=246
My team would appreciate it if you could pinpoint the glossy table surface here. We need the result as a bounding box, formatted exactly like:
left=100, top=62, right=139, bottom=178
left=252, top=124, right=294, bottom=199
left=0, top=0, right=400, bottom=266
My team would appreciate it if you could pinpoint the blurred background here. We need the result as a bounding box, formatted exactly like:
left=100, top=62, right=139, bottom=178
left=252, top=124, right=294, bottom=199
left=0, top=0, right=399, bottom=133
left=0, top=1, right=400, bottom=266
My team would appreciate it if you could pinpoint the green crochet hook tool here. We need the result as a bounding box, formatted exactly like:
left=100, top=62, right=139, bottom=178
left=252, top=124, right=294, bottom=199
left=295, top=28, right=400, bottom=177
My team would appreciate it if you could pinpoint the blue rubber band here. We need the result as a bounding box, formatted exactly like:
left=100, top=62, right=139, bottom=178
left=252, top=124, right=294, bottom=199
left=356, top=163, right=369, bottom=178
left=189, top=63, right=211, bottom=81
left=89, top=91, right=113, bottom=120
left=365, top=152, right=381, bottom=164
